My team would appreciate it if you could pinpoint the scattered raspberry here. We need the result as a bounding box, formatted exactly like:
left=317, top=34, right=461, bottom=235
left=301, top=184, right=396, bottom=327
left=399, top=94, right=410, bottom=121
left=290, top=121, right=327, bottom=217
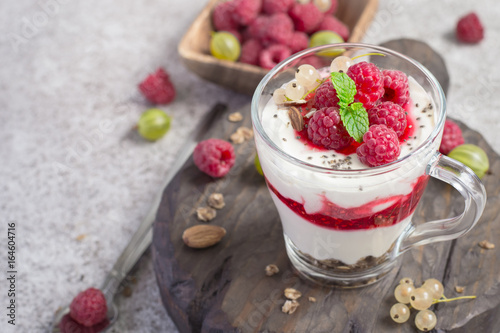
left=456, top=12, right=484, bottom=43
left=367, top=101, right=407, bottom=138
left=138, top=68, right=176, bottom=105
left=315, top=15, right=349, bottom=41
left=262, top=0, right=294, bottom=14
left=288, top=3, right=323, bottom=33
left=313, top=80, right=340, bottom=109
left=347, top=61, right=384, bottom=109
left=381, top=70, right=410, bottom=107
left=307, top=107, right=353, bottom=150
left=265, top=13, right=294, bottom=45
left=439, top=119, right=464, bottom=155
left=232, top=0, right=262, bottom=25
left=287, top=31, right=309, bottom=53
left=259, top=44, right=292, bottom=70
left=240, top=39, right=263, bottom=65
left=69, top=288, right=108, bottom=327
left=357, top=125, right=401, bottom=167
left=212, top=1, right=239, bottom=31
left=193, top=139, right=236, bottom=178
left=59, top=314, right=110, bottom=333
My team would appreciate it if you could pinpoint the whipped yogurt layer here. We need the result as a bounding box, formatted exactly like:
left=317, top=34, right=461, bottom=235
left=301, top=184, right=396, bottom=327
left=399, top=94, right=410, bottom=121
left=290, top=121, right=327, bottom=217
left=256, top=73, right=437, bottom=265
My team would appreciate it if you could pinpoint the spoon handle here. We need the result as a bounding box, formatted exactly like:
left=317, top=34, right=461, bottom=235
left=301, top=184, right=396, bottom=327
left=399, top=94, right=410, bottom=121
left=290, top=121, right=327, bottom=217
left=100, top=103, right=228, bottom=301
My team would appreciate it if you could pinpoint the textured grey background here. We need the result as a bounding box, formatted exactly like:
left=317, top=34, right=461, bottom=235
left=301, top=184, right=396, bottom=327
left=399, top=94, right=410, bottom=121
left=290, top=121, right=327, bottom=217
left=0, top=0, right=499, bottom=332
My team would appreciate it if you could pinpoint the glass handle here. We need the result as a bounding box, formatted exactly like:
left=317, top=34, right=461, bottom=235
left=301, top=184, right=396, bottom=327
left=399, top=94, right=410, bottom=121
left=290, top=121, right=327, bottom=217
left=399, top=152, right=487, bottom=252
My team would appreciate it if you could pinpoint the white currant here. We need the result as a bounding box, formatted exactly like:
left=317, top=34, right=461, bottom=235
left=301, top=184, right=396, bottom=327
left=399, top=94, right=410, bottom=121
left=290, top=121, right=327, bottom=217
left=285, top=81, right=306, bottom=101
left=313, top=0, right=332, bottom=13
left=410, top=288, right=433, bottom=310
left=295, top=64, right=321, bottom=90
left=330, top=56, right=352, bottom=73
left=422, top=278, right=444, bottom=300
left=394, top=283, right=415, bottom=304
left=390, top=303, right=410, bottom=324
left=272, top=88, right=287, bottom=104
left=399, top=277, right=414, bottom=286
left=415, top=310, right=437, bottom=331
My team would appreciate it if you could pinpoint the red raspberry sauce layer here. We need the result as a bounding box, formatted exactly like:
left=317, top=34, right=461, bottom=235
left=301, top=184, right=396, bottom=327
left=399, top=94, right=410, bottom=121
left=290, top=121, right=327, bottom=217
left=267, top=175, right=429, bottom=231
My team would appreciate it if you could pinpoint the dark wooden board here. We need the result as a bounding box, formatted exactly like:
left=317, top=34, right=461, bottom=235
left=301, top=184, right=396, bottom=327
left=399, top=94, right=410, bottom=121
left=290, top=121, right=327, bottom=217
left=152, top=102, right=499, bottom=332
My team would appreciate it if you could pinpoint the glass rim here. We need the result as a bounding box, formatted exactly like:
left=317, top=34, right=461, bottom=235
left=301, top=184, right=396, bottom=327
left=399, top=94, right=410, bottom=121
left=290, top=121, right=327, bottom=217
left=251, top=42, right=447, bottom=176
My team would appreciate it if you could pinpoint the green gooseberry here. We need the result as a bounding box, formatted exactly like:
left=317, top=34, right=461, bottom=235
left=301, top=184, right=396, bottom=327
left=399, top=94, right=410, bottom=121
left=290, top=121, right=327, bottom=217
left=308, top=31, right=344, bottom=57
left=210, top=31, right=241, bottom=62
left=448, top=144, right=489, bottom=179
left=137, top=108, right=172, bottom=141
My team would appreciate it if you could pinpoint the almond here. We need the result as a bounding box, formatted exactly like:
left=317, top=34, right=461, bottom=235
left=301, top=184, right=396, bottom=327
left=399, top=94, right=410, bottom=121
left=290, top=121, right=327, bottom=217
left=182, top=225, right=226, bottom=249
left=288, top=106, right=304, bottom=131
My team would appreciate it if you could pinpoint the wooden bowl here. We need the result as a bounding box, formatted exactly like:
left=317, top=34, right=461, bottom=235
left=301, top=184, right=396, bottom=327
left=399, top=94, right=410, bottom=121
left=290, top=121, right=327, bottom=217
left=178, top=0, right=379, bottom=95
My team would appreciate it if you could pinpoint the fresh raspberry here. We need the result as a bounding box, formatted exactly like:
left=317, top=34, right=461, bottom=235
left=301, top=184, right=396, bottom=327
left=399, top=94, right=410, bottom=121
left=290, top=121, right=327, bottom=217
left=347, top=61, right=384, bottom=109
left=313, top=80, right=340, bottom=109
left=357, top=125, right=401, bottom=167
left=287, top=31, right=309, bottom=53
left=259, top=44, right=292, bottom=70
left=265, top=13, right=294, bottom=45
left=138, top=68, right=176, bottom=105
left=439, top=119, right=464, bottom=155
left=315, top=15, right=349, bottom=41
left=247, top=15, right=269, bottom=42
left=262, top=0, right=294, bottom=14
left=59, top=314, right=110, bottom=333
left=69, top=288, right=108, bottom=327
left=193, top=139, right=236, bottom=178
left=381, top=70, right=410, bottom=107
left=240, top=39, right=263, bottom=65
left=456, top=12, right=484, bottom=43
left=367, top=101, right=407, bottom=138
left=212, top=1, right=239, bottom=31
left=288, top=3, right=323, bottom=33
left=232, top=0, right=262, bottom=26
left=307, top=107, right=353, bottom=150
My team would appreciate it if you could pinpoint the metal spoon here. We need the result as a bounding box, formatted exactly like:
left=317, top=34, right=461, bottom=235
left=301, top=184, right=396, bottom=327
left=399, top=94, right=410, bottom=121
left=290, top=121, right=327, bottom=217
left=50, top=103, right=227, bottom=332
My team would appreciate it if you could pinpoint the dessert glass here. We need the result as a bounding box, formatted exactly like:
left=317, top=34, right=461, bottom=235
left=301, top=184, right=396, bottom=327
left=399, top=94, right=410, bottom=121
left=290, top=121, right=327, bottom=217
left=251, top=44, right=487, bottom=287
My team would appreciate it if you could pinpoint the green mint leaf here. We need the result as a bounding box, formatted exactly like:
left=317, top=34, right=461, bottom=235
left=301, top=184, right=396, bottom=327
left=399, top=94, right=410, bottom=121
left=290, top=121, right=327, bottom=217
left=330, top=72, right=356, bottom=110
left=340, top=102, right=369, bottom=143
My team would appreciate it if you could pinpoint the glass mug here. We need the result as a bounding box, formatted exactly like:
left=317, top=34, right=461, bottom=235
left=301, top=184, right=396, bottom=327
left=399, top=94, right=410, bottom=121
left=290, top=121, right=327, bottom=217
left=251, top=44, right=486, bottom=287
